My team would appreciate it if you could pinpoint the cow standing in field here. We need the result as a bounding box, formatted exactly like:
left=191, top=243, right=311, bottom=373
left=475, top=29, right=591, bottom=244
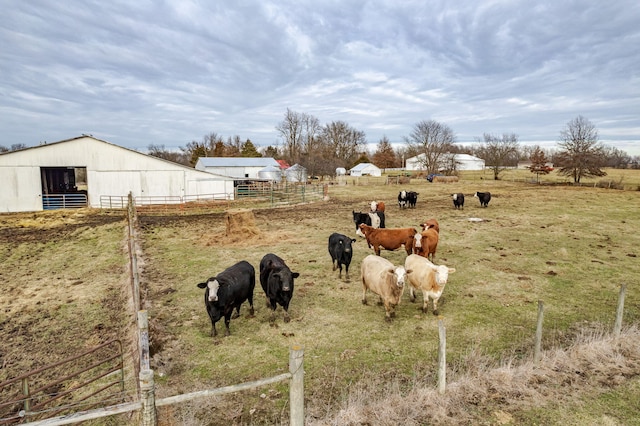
left=259, top=253, right=300, bottom=323
left=359, top=224, right=416, bottom=256
left=353, top=210, right=385, bottom=237
left=451, top=193, right=465, bottom=209
left=474, top=191, right=491, bottom=207
left=405, top=254, right=456, bottom=315
left=398, top=190, right=408, bottom=208
left=328, top=233, right=356, bottom=280
left=196, top=260, right=255, bottom=337
left=407, top=191, right=419, bottom=208
left=419, top=218, right=440, bottom=233
left=413, top=227, right=439, bottom=262
left=361, top=255, right=410, bottom=321
left=370, top=201, right=386, bottom=213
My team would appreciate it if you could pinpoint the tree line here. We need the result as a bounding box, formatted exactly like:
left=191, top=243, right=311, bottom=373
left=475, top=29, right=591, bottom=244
left=3, top=113, right=636, bottom=184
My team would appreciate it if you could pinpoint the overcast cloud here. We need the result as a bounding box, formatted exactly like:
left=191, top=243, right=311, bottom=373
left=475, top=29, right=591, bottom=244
left=1, top=1, right=639, bottom=155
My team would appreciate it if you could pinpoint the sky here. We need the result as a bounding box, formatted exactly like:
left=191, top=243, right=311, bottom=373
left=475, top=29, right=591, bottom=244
left=1, top=1, right=639, bottom=156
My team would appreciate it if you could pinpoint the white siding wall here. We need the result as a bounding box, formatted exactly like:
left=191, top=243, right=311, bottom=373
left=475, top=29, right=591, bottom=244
left=0, top=137, right=236, bottom=212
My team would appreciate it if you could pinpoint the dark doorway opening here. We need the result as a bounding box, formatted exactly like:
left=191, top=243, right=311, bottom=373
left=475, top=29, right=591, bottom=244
left=40, top=167, right=88, bottom=209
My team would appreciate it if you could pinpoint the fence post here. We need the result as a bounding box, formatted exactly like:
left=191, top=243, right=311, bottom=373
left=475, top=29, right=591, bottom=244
left=139, top=369, right=157, bottom=426
left=437, top=320, right=446, bottom=394
left=534, top=300, right=544, bottom=364
left=289, top=345, right=304, bottom=426
left=614, top=284, right=627, bottom=339
left=138, top=310, right=151, bottom=371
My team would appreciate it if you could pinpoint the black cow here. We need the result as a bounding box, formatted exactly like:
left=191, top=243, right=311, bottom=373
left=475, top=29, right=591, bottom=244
left=353, top=210, right=385, bottom=237
left=452, top=193, right=465, bottom=209
left=196, top=260, right=255, bottom=337
left=474, top=191, right=491, bottom=207
left=398, top=190, right=408, bottom=208
left=328, top=233, right=356, bottom=280
left=407, top=191, right=419, bottom=208
left=260, top=253, right=300, bottom=323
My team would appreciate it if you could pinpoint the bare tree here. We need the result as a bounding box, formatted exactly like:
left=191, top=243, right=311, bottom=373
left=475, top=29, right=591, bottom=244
left=476, top=133, right=519, bottom=180
left=147, top=144, right=190, bottom=165
left=555, top=116, right=606, bottom=183
left=403, top=120, right=455, bottom=174
left=320, top=120, right=366, bottom=168
left=275, top=108, right=312, bottom=165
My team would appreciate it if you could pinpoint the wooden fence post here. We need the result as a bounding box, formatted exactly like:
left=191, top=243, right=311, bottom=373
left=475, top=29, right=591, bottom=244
left=139, top=369, right=156, bottom=426
left=534, top=300, right=544, bottom=364
left=437, top=320, right=446, bottom=395
left=138, top=310, right=150, bottom=371
left=289, top=345, right=304, bottom=426
left=614, top=284, right=627, bottom=339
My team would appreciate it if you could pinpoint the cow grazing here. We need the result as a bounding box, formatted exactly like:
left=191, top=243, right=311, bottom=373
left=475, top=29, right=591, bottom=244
left=405, top=254, right=456, bottom=315
left=370, top=200, right=386, bottom=213
left=361, top=255, right=410, bottom=321
left=353, top=210, right=385, bottom=237
left=474, top=191, right=491, bottom=207
left=328, top=233, right=356, bottom=280
left=259, top=253, right=300, bottom=323
left=398, top=190, right=408, bottom=208
left=419, top=218, right=440, bottom=233
left=359, top=224, right=416, bottom=256
left=196, top=260, right=255, bottom=337
left=451, top=193, right=465, bottom=209
left=407, top=191, right=419, bottom=208
left=413, top=227, right=439, bottom=261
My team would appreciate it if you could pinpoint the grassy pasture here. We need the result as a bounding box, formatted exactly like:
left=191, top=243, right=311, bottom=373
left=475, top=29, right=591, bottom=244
left=1, top=170, right=639, bottom=424
left=137, top=172, right=640, bottom=424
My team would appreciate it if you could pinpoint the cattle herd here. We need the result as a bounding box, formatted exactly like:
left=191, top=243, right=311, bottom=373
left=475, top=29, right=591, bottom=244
left=197, top=189, right=491, bottom=336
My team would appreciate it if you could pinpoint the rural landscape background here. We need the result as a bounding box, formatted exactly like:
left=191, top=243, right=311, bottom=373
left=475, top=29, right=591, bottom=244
left=1, top=168, right=640, bottom=425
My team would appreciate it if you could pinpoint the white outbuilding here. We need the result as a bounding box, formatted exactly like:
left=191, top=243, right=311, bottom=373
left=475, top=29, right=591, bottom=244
left=195, top=157, right=280, bottom=179
left=284, top=163, right=307, bottom=182
left=349, top=163, right=382, bottom=177
left=405, top=153, right=485, bottom=171
left=0, top=136, right=236, bottom=213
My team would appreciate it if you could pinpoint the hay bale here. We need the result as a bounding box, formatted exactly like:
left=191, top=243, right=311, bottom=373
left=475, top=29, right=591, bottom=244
left=225, top=209, right=261, bottom=237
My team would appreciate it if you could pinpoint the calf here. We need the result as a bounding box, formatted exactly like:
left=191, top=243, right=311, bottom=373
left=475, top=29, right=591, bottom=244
left=361, top=255, right=410, bottom=321
left=451, top=193, right=465, bottom=209
left=419, top=218, right=440, bottom=233
left=359, top=224, right=416, bottom=256
left=328, top=233, right=356, bottom=280
left=413, top=227, right=439, bottom=261
left=405, top=254, right=456, bottom=315
left=353, top=210, right=385, bottom=237
left=407, top=191, right=419, bottom=208
left=370, top=200, right=386, bottom=213
left=474, top=191, right=491, bottom=207
left=398, top=190, right=408, bottom=208
left=196, top=260, right=255, bottom=337
left=259, top=253, right=300, bottom=323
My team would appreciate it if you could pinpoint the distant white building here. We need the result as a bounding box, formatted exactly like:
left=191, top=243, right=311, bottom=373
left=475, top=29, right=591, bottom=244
left=285, top=163, right=307, bottom=182
left=349, top=163, right=382, bottom=177
left=195, top=157, right=280, bottom=179
left=406, top=153, right=485, bottom=171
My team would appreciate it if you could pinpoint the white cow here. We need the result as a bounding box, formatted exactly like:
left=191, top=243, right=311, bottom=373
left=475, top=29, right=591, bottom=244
left=404, top=254, right=456, bottom=315
left=361, top=255, right=409, bottom=321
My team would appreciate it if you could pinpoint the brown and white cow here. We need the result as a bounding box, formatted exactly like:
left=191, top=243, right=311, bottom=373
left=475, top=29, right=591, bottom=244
left=419, top=218, right=440, bottom=233
left=413, top=227, right=439, bottom=261
left=361, top=254, right=410, bottom=321
left=370, top=200, right=386, bottom=213
left=404, top=254, right=456, bottom=315
left=359, top=224, right=416, bottom=256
